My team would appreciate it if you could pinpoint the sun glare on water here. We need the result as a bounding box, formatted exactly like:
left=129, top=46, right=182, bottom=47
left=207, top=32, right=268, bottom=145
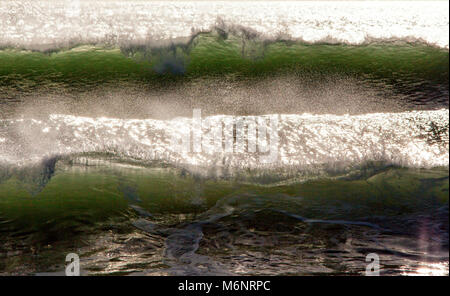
left=402, top=262, right=449, bottom=276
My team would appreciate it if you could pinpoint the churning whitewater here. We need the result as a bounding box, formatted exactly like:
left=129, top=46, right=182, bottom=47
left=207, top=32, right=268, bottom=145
left=1, top=1, right=449, bottom=50
left=0, top=109, right=448, bottom=171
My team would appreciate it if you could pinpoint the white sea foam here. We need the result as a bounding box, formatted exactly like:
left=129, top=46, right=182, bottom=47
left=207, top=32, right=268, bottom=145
left=0, top=1, right=448, bottom=50
left=0, top=109, right=448, bottom=170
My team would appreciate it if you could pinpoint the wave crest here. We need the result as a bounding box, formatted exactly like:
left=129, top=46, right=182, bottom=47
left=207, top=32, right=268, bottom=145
left=1, top=1, right=448, bottom=51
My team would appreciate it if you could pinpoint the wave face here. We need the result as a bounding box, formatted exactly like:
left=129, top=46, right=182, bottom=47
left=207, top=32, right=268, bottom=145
left=1, top=1, right=449, bottom=50
left=0, top=41, right=448, bottom=119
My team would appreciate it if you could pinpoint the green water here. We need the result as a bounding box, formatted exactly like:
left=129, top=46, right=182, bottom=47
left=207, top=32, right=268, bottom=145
left=0, top=158, right=448, bottom=275
left=1, top=160, right=447, bottom=239
left=0, top=33, right=448, bottom=92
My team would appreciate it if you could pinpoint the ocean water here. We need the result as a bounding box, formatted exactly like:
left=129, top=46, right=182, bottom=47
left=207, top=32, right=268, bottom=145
left=0, top=1, right=448, bottom=275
